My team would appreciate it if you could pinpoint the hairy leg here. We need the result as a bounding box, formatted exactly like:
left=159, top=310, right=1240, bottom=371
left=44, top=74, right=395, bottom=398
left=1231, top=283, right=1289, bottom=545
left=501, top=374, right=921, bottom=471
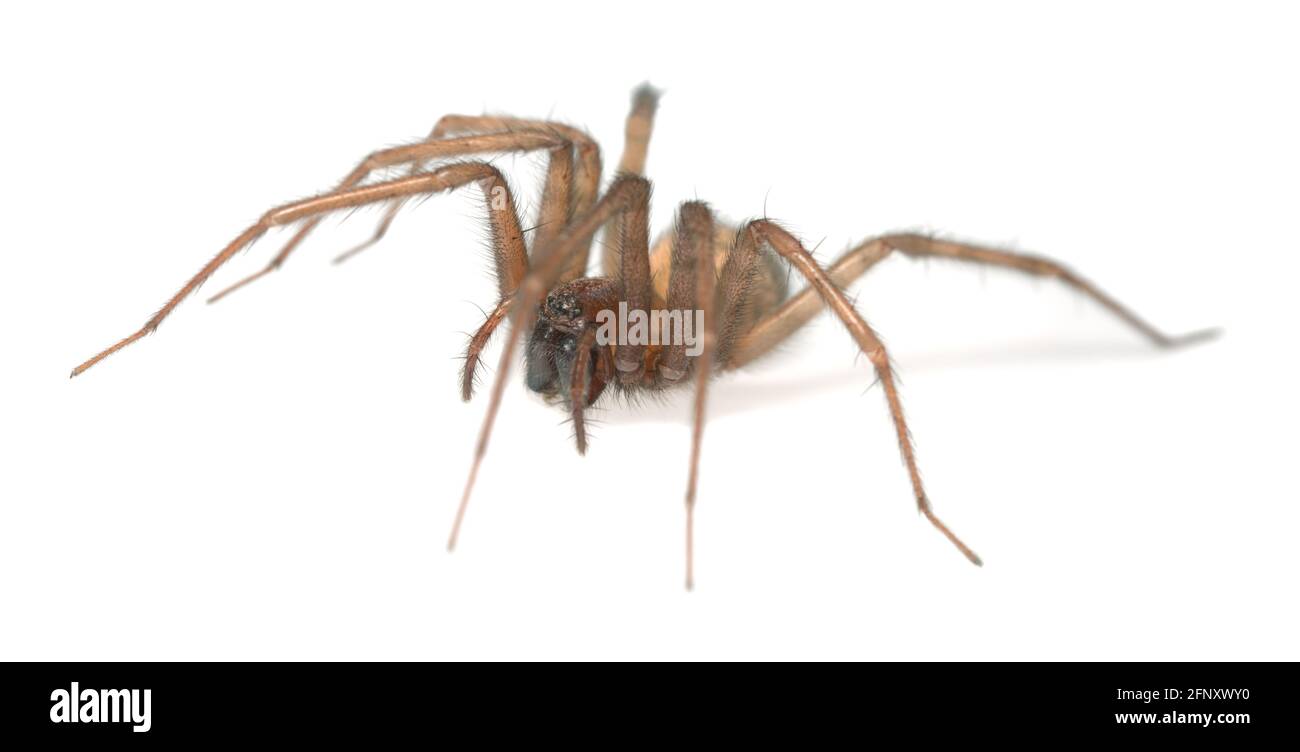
left=206, top=131, right=569, bottom=302
left=610, top=180, right=654, bottom=380
left=675, top=202, right=718, bottom=590
left=460, top=298, right=513, bottom=402
left=71, top=163, right=530, bottom=377
left=658, top=202, right=715, bottom=383
left=443, top=141, right=573, bottom=399
left=728, top=221, right=984, bottom=566
left=445, top=147, right=576, bottom=401
left=617, top=83, right=661, bottom=175
left=343, top=115, right=603, bottom=280
left=727, top=233, right=1218, bottom=368
left=567, top=327, right=599, bottom=454
left=601, top=85, right=662, bottom=280
left=449, top=175, right=652, bottom=551
left=530, top=138, right=575, bottom=256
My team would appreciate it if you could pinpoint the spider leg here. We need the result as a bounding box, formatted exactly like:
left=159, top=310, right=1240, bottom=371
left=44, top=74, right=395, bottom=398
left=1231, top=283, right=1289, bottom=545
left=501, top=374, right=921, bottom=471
left=672, top=201, right=718, bottom=590
left=727, top=221, right=985, bottom=566
left=442, top=146, right=575, bottom=401
left=727, top=234, right=1218, bottom=368
left=443, top=141, right=575, bottom=401
left=71, top=162, right=530, bottom=377
left=339, top=116, right=603, bottom=278
left=601, top=85, right=662, bottom=280
left=567, top=327, right=599, bottom=455
left=617, top=83, right=661, bottom=175
left=449, top=175, right=652, bottom=551
left=206, top=131, right=569, bottom=302
left=658, top=202, right=715, bottom=383
left=530, top=136, right=575, bottom=257
left=610, top=184, right=654, bottom=381
left=460, top=298, right=513, bottom=402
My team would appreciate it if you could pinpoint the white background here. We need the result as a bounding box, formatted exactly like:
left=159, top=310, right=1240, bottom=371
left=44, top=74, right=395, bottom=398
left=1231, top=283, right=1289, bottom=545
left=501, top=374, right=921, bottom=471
left=2, top=1, right=1296, bottom=660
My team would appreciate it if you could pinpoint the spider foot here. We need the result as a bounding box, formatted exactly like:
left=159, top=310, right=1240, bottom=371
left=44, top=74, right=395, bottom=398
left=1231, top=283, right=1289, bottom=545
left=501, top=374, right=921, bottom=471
left=922, top=507, right=983, bottom=567
left=1160, top=327, right=1222, bottom=349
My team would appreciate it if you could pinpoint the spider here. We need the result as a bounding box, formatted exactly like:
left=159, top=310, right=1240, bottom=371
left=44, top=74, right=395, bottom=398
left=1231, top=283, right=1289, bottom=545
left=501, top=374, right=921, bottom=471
left=71, top=84, right=1216, bottom=589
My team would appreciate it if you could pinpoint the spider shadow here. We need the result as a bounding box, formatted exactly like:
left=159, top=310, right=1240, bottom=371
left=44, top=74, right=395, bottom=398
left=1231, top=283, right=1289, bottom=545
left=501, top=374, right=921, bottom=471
left=597, top=337, right=1194, bottom=426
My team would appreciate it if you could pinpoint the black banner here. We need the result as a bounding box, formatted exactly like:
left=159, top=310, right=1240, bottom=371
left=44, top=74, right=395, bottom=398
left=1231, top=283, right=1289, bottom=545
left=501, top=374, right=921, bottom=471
left=0, top=662, right=1286, bottom=742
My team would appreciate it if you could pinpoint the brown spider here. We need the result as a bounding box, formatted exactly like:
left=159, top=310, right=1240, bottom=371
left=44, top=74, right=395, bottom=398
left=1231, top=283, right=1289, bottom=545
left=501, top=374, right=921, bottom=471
left=71, top=84, right=1215, bottom=589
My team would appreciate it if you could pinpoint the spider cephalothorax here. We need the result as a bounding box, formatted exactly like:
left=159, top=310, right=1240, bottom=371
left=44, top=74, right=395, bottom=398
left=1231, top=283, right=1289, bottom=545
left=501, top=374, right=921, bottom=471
left=524, top=224, right=790, bottom=414
left=71, top=84, right=1216, bottom=588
